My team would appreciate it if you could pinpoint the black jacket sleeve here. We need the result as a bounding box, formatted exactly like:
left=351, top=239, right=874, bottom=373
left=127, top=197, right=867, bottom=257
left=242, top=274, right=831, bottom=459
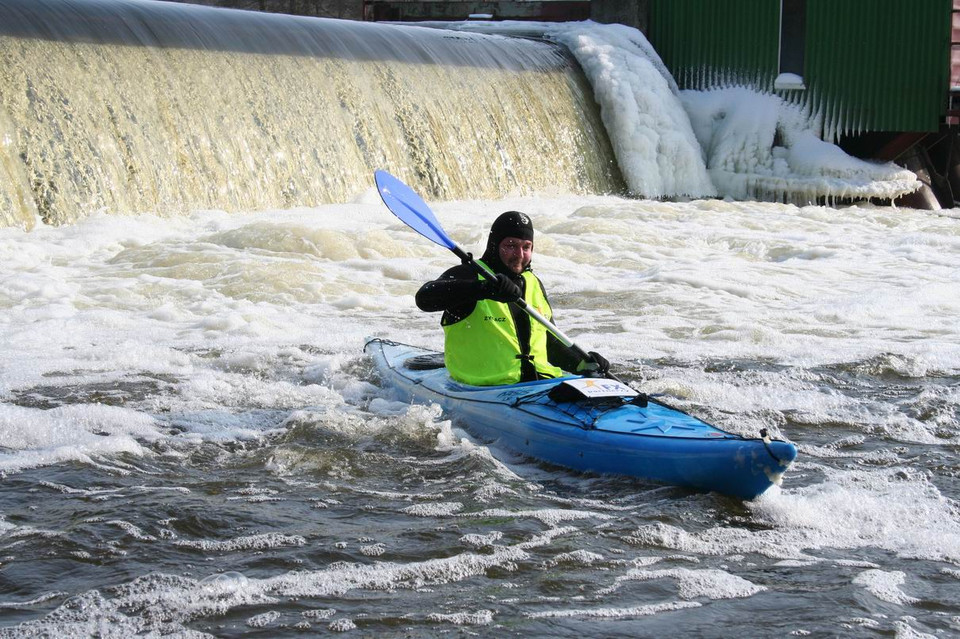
left=415, top=264, right=485, bottom=323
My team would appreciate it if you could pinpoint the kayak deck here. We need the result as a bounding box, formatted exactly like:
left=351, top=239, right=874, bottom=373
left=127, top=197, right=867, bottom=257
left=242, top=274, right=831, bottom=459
left=364, top=338, right=797, bottom=499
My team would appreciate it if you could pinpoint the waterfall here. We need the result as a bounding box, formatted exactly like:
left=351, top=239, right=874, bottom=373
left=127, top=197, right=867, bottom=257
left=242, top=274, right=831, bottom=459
left=0, top=0, right=624, bottom=229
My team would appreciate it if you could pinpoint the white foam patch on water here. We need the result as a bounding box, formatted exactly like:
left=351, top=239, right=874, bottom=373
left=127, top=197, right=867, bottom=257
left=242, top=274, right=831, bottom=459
left=174, top=533, right=307, bottom=552
left=265, top=546, right=533, bottom=599
left=552, top=550, right=606, bottom=566
left=629, top=467, right=960, bottom=564
left=753, top=468, right=960, bottom=564
left=359, top=543, right=387, bottom=557
left=0, top=404, right=161, bottom=473
left=426, top=609, right=494, bottom=625
left=402, top=502, right=464, bottom=517
left=646, top=366, right=953, bottom=444
left=466, top=508, right=612, bottom=527
left=893, top=620, right=939, bottom=639
left=0, top=591, right=174, bottom=638
left=460, top=531, right=504, bottom=548
left=2, top=524, right=64, bottom=546
left=545, top=494, right=639, bottom=512
left=344, top=486, right=445, bottom=501
left=246, top=610, right=281, bottom=628
left=520, top=526, right=582, bottom=550
left=852, top=569, right=919, bottom=605
left=0, top=591, right=67, bottom=609
left=328, top=618, right=357, bottom=631
left=599, top=567, right=765, bottom=599
left=107, top=520, right=157, bottom=542
left=302, top=608, right=336, bottom=620
left=527, top=600, right=701, bottom=619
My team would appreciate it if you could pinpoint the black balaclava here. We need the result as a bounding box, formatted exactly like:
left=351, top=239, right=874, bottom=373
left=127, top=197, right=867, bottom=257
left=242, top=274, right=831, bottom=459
left=480, top=211, right=534, bottom=275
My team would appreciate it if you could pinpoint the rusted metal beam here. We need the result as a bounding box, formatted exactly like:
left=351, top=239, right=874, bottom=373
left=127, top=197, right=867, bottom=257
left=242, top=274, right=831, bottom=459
left=874, top=132, right=929, bottom=162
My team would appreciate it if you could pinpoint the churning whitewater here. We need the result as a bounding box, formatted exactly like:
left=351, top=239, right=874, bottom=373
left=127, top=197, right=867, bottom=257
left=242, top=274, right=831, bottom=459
left=1, top=194, right=959, bottom=636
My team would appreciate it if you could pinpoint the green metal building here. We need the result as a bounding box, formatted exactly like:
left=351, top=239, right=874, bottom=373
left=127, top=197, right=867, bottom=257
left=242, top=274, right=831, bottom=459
left=643, top=0, right=956, bottom=206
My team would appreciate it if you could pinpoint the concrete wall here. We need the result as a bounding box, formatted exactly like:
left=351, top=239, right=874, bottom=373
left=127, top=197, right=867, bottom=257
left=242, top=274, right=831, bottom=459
left=363, top=1, right=589, bottom=22
left=163, top=0, right=650, bottom=27
left=160, top=0, right=364, bottom=20
left=590, top=0, right=649, bottom=32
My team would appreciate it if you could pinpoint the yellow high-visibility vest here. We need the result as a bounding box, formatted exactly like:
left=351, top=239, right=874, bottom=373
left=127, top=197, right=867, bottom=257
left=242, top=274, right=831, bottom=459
left=443, top=261, right=564, bottom=385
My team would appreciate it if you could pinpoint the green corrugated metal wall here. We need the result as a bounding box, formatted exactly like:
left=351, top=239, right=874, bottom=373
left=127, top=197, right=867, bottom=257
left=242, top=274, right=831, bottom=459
left=648, top=0, right=951, bottom=138
left=649, top=0, right=780, bottom=89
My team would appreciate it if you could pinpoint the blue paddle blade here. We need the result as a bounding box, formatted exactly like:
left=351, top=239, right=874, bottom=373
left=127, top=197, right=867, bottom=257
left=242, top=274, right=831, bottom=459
left=374, top=170, right=455, bottom=249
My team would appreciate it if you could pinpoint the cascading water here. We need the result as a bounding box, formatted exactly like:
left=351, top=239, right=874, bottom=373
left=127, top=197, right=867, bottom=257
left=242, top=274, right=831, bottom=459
left=0, top=0, right=624, bottom=229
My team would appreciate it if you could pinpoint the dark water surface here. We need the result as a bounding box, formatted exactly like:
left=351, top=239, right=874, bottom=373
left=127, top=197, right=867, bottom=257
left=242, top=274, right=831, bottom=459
left=2, top=357, right=958, bottom=637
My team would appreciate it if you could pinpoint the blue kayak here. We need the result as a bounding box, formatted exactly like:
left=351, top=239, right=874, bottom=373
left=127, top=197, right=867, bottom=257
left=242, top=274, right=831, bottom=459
left=364, top=338, right=797, bottom=499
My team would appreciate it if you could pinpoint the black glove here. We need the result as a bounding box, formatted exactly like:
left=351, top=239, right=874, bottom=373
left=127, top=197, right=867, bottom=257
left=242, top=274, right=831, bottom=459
left=480, top=273, right=521, bottom=302
left=577, top=351, right=610, bottom=377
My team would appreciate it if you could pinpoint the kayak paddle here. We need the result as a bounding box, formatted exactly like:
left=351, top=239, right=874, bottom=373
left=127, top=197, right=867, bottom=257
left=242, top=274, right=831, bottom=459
left=373, top=169, right=601, bottom=370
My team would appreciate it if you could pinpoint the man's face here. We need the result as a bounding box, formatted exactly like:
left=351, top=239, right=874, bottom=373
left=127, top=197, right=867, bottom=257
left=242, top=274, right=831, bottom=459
left=498, top=236, right=533, bottom=274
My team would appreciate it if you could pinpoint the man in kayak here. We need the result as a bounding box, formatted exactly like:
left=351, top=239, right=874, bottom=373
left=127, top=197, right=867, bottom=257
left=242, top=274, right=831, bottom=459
left=415, top=211, right=609, bottom=386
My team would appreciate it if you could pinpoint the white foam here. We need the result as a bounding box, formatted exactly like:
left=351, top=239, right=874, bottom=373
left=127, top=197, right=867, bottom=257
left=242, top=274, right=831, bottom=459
left=426, top=609, right=494, bottom=625
left=552, top=550, right=606, bottom=566
left=892, top=619, right=939, bottom=639
left=264, top=545, right=532, bottom=599
left=466, top=508, right=612, bottom=527
left=246, top=610, right=281, bottom=628
left=107, top=520, right=157, bottom=542
left=753, top=468, right=960, bottom=564
left=527, top=600, right=701, bottom=619
left=627, top=466, right=960, bottom=565
left=359, top=543, right=387, bottom=557
left=328, top=618, right=357, bottom=631
left=460, top=531, right=505, bottom=548
left=174, top=533, right=307, bottom=552
left=401, top=502, right=464, bottom=517
left=852, top=570, right=919, bottom=605
left=0, top=404, right=160, bottom=474
left=0, top=591, right=68, bottom=608
left=609, top=567, right=766, bottom=599
left=302, top=608, right=336, bottom=620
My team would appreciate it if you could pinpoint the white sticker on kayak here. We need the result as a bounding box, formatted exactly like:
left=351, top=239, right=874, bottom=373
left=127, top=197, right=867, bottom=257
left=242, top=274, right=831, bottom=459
left=561, top=378, right=638, bottom=398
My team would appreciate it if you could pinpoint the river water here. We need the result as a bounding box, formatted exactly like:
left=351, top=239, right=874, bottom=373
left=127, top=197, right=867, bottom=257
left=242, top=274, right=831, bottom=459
left=1, top=194, right=959, bottom=637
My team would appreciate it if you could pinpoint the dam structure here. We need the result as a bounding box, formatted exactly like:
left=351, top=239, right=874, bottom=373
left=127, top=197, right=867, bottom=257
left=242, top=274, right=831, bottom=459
left=0, top=0, right=920, bottom=229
